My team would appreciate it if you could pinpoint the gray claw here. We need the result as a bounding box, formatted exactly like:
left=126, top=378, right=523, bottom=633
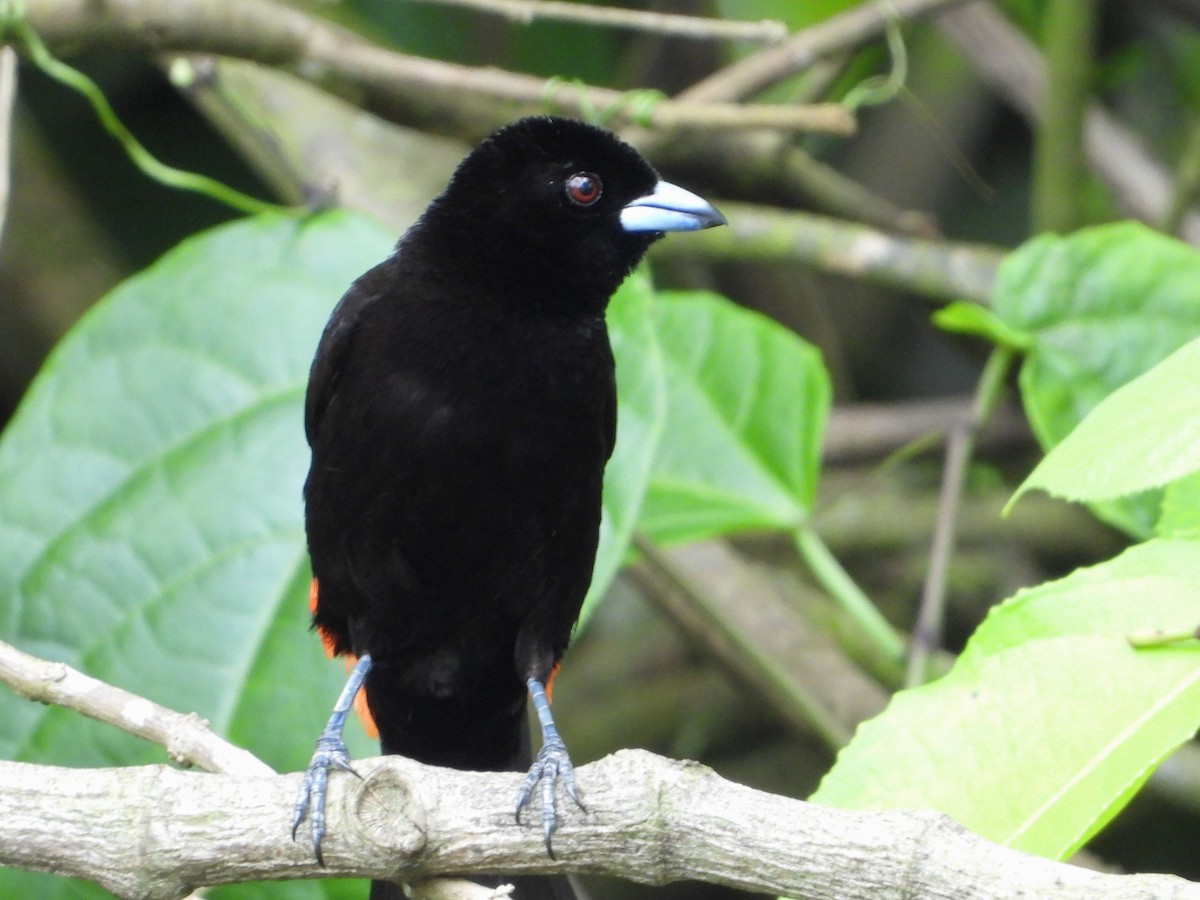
left=291, top=733, right=358, bottom=865
left=514, top=734, right=584, bottom=855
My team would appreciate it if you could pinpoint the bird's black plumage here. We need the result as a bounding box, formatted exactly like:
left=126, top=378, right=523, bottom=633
left=292, top=116, right=724, bottom=899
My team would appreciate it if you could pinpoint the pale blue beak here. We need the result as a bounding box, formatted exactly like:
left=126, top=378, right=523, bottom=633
left=620, top=180, right=726, bottom=233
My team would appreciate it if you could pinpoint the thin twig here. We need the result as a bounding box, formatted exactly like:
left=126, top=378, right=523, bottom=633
left=905, top=349, right=1014, bottom=688
left=679, top=0, right=974, bottom=104
left=405, top=0, right=787, bottom=44
left=904, top=416, right=970, bottom=688
left=823, top=397, right=1030, bottom=464
left=8, top=17, right=287, bottom=215
left=0, top=639, right=273, bottom=777
left=772, top=143, right=939, bottom=236
left=793, top=524, right=906, bottom=665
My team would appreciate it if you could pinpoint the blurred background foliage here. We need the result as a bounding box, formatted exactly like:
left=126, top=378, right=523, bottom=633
left=5, top=0, right=1200, bottom=897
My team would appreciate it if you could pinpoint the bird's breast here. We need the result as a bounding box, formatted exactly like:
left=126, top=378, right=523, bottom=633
left=396, top=312, right=613, bottom=453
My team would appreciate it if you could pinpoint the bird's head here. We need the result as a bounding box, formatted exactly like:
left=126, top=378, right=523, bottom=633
left=417, top=116, right=725, bottom=312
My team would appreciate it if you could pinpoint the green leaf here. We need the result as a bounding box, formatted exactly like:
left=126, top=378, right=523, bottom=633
left=1013, top=335, right=1200, bottom=508
left=1158, top=470, right=1200, bottom=539
left=0, top=211, right=391, bottom=769
left=639, top=291, right=830, bottom=544
left=0, top=212, right=664, bottom=897
left=581, top=269, right=666, bottom=626
left=0, top=211, right=393, bottom=899
left=813, top=538, right=1200, bottom=860
left=992, top=222, right=1200, bottom=536
left=932, top=301, right=1032, bottom=350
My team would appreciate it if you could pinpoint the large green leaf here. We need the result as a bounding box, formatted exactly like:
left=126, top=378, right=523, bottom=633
left=1158, top=470, right=1200, bottom=539
left=989, top=222, right=1200, bottom=536
left=0, top=211, right=663, bottom=897
left=1014, top=335, right=1200, bottom=508
left=813, top=538, right=1200, bottom=860
left=0, top=211, right=393, bottom=899
left=0, top=211, right=392, bottom=768
left=638, top=291, right=830, bottom=545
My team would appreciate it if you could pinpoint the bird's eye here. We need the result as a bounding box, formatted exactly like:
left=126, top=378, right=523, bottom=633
left=564, top=172, right=602, bottom=207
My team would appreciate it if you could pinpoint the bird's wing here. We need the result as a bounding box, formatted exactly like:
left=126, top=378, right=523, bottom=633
left=304, top=277, right=380, bottom=445
left=602, top=369, right=618, bottom=461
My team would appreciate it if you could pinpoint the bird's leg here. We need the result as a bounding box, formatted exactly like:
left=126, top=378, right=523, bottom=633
left=515, top=674, right=585, bottom=856
left=291, top=652, right=373, bottom=865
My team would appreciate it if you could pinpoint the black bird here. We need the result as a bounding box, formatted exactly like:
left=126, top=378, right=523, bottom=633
left=291, top=116, right=725, bottom=899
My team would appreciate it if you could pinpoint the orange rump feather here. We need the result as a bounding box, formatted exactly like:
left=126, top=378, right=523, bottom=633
left=308, top=578, right=378, bottom=739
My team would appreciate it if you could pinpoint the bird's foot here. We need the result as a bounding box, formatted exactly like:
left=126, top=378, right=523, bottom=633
left=514, top=733, right=585, bottom=857
left=291, top=731, right=360, bottom=865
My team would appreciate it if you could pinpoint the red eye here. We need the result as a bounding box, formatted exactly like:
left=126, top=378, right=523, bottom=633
left=565, top=172, right=602, bottom=206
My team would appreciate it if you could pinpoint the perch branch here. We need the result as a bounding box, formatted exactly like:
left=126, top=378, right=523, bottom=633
left=1, top=750, right=1197, bottom=900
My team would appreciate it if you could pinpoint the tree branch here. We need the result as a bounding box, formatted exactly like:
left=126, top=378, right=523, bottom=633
left=678, top=0, right=975, bottom=104
left=2, top=750, right=1197, bottom=900
left=20, top=0, right=852, bottom=140
left=405, top=0, right=788, bottom=44
left=0, top=639, right=271, bottom=777
left=629, top=535, right=881, bottom=750
left=647, top=200, right=1003, bottom=304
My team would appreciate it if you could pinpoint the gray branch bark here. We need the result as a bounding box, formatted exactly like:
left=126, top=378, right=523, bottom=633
left=0, top=751, right=1196, bottom=900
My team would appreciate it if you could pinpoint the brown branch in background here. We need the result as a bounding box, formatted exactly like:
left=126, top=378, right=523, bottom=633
left=905, top=348, right=1015, bottom=688
left=406, top=0, right=788, bottom=44
left=639, top=130, right=940, bottom=237
left=630, top=536, right=885, bottom=750
left=937, top=2, right=1200, bottom=243
left=904, top=414, right=972, bottom=687
left=680, top=0, right=975, bottom=104
left=641, top=0, right=975, bottom=236
left=0, top=639, right=272, bottom=777
left=647, top=200, right=1003, bottom=304
left=823, top=397, right=1031, bottom=464
left=22, top=0, right=852, bottom=141
left=198, top=49, right=932, bottom=242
